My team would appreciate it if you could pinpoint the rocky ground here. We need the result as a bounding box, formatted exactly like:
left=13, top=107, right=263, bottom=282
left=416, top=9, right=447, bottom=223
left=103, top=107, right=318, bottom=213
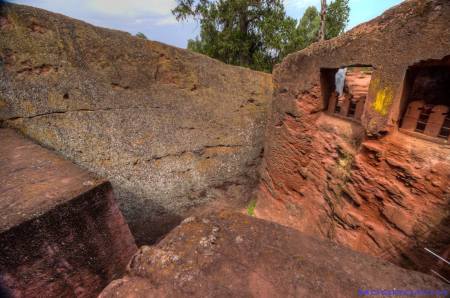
left=99, top=211, right=449, bottom=298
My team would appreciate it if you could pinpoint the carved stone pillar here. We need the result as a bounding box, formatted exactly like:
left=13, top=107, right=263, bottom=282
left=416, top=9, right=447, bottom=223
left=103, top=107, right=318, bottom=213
left=340, top=94, right=351, bottom=117
left=328, top=91, right=338, bottom=114
left=424, top=105, right=449, bottom=137
left=401, top=100, right=425, bottom=131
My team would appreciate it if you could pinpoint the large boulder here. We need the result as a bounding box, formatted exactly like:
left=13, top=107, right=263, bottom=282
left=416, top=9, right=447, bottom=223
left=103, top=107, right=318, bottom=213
left=99, top=211, right=449, bottom=298
left=0, top=3, right=273, bottom=244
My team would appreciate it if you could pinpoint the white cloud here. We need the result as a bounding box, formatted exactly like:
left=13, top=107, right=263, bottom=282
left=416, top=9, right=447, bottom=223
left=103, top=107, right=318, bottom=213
left=87, top=0, right=177, bottom=17
left=155, top=15, right=178, bottom=26
left=10, top=0, right=198, bottom=47
left=134, top=15, right=178, bottom=26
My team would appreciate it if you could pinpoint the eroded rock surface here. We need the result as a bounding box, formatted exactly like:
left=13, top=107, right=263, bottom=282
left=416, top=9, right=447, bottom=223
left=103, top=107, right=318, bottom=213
left=99, top=211, right=449, bottom=298
left=0, top=3, right=272, bottom=243
left=255, top=0, right=450, bottom=277
left=0, top=129, right=136, bottom=298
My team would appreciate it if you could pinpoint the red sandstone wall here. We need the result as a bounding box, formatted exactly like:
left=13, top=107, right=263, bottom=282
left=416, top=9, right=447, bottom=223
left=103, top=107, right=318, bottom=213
left=0, top=184, right=137, bottom=298
left=255, top=0, right=450, bottom=277
left=256, top=86, right=449, bottom=272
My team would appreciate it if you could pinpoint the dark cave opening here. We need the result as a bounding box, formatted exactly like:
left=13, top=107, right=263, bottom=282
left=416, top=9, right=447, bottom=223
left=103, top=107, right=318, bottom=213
left=400, top=60, right=450, bottom=141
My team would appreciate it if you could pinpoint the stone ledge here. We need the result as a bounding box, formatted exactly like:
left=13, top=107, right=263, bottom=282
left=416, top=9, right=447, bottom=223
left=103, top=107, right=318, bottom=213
left=0, top=129, right=137, bottom=297
left=0, top=128, right=105, bottom=233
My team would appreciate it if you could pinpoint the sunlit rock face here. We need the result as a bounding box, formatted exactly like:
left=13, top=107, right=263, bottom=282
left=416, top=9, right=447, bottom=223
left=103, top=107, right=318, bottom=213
left=255, top=0, right=450, bottom=276
left=0, top=3, right=272, bottom=244
left=99, top=211, right=448, bottom=297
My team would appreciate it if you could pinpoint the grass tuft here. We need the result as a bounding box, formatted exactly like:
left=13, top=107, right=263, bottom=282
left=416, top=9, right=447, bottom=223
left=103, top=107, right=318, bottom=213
left=247, top=199, right=257, bottom=216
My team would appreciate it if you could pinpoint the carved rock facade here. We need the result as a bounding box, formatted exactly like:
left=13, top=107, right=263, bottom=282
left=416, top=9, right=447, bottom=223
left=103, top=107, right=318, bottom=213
left=255, top=0, right=450, bottom=277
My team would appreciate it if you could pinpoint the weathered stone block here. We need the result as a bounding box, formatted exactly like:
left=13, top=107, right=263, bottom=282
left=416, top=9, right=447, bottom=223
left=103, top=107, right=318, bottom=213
left=0, top=129, right=136, bottom=298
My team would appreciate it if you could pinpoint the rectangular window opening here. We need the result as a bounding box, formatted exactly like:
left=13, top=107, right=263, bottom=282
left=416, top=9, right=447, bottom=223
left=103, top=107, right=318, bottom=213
left=348, top=100, right=357, bottom=118
left=400, top=61, right=450, bottom=142
left=438, top=115, right=450, bottom=139
left=321, top=66, right=373, bottom=122
left=415, top=107, right=432, bottom=133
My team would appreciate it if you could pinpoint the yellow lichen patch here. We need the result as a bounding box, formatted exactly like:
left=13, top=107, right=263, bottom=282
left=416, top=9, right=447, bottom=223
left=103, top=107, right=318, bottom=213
left=372, top=87, right=393, bottom=116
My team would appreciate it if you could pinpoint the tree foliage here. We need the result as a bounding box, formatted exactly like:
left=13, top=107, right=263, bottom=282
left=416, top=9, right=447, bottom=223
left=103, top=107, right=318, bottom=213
left=290, top=0, right=349, bottom=50
left=296, top=6, right=321, bottom=49
left=173, top=0, right=297, bottom=72
left=136, top=32, right=148, bottom=39
left=325, top=0, right=350, bottom=39
left=172, top=0, right=349, bottom=72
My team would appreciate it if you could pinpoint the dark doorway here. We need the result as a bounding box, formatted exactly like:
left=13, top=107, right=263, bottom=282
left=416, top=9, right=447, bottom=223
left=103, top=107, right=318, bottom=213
left=400, top=63, right=450, bottom=141
left=320, top=66, right=373, bottom=122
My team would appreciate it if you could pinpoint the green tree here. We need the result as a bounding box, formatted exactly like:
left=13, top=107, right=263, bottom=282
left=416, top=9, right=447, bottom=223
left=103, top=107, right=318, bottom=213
left=297, top=6, right=320, bottom=49
left=291, top=0, right=349, bottom=52
left=172, top=0, right=297, bottom=72
left=325, top=0, right=350, bottom=40
left=173, top=0, right=349, bottom=72
left=136, top=32, right=148, bottom=39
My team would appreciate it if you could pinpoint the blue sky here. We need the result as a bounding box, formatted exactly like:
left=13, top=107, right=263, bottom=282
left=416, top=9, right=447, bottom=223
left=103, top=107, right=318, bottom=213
left=8, top=0, right=403, bottom=48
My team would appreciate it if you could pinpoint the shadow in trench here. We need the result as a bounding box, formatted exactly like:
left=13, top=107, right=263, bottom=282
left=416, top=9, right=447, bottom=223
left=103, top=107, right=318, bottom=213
left=112, top=186, right=183, bottom=247
left=396, top=199, right=450, bottom=283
